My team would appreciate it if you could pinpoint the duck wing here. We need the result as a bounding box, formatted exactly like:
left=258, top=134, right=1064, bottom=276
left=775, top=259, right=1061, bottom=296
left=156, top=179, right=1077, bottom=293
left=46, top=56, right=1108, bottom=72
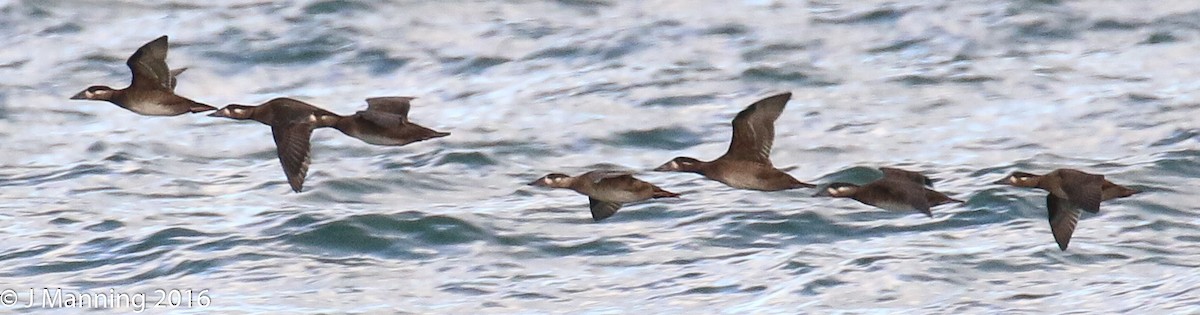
left=167, top=67, right=187, bottom=90
left=719, top=92, right=791, bottom=165
left=365, top=97, right=415, bottom=118
left=588, top=198, right=623, bottom=222
left=126, top=35, right=174, bottom=91
left=580, top=170, right=636, bottom=184
left=880, top=167, right=934, bottom=187
left=271, top=124, right=314, bottom=193
left=1047, top=194, right=1082, bottom=251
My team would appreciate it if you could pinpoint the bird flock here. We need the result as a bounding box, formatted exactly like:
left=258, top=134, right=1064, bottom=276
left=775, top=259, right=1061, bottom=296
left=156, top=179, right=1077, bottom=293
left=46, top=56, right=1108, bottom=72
left=71, top=36, right=1140, bottom=251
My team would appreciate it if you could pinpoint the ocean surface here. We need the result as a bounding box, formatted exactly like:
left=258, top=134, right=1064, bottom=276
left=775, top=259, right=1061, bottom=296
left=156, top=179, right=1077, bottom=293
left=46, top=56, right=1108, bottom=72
left=1, top=0, right=1199, bottom=313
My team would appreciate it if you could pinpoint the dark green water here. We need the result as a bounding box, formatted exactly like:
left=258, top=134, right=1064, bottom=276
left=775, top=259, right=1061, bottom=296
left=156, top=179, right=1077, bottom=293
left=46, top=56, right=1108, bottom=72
left=1, top=0, right=1198, bottom=313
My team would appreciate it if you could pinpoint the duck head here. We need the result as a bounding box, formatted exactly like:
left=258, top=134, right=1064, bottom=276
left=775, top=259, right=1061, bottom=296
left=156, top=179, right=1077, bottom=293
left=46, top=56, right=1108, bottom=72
left=70, top=85, right=117, bottom=101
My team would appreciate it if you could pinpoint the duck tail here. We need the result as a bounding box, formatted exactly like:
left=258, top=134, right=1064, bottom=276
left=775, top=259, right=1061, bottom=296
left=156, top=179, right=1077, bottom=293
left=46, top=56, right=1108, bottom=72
left=653, top=187, right=680, bottom=198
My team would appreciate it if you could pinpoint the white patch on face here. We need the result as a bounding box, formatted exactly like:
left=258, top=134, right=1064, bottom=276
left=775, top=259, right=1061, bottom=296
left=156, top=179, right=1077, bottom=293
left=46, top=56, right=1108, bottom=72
left=308, top=114, right=318, bottom=123
left=1009, top=177, right=1019, bottom=184
left=836, top=186, right=854, bottom=194
left=85, top=91, right=95, bottom=98
left=826, top=187, right=838, bottom=195
left=233, top=108, right=247, bottom=115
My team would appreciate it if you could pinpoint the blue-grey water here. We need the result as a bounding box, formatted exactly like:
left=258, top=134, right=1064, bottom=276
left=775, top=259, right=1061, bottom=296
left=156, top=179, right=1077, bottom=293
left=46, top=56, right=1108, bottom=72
left=1, top=0, right=1199, bottom=313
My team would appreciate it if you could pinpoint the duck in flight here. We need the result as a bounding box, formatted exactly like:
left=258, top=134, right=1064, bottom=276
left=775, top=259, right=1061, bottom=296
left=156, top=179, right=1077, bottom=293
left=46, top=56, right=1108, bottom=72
left=331, top=97, right=449, bottom=146
left=208, top=98, right=342, bottom=193
left=654, top=92, right=815, bottom=191
left=993, top=168, right=1139, bottom=250
left=70, top=35, right=214, bottom=116
left=529, top=170, right=680, bottom=221
left=814, top=167, right=961, bottom=217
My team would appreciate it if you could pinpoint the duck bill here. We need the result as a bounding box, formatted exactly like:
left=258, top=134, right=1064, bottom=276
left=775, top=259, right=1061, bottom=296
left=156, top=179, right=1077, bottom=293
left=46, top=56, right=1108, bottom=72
left=812, top=191, right=831, bottom=197
left=207, top=111, right=226, bottom=118
left=990, top=178, right=1010, bottom=185
left=527, top=179, right=547, bottom=187
left=69, top=90, right=88, bottom=100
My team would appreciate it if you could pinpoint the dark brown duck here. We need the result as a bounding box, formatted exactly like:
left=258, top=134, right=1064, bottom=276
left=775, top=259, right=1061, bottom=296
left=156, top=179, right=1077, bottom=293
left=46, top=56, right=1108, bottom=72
left=654, top=92, right=815, bottom=191
left=208, top=98, right=342, bottom=193
left=814, top=167, right=961, bottom=217
left=993, top=168, right=1139, bottom=251
left=332, top=97, right=449, bottom=146
left=70, top=35, right=214, bottom=116
left=529, top=170, right=680, bottom=221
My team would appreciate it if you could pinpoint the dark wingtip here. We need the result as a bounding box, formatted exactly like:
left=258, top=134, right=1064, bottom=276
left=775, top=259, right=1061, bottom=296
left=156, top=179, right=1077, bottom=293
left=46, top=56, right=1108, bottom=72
left=1056, top=241, right=1069, bottom=251
left=591, top=211, right=615, bottom=222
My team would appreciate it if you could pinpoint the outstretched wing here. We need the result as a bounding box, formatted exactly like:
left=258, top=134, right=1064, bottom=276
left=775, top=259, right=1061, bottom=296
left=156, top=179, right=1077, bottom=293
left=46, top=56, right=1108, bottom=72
left=365, top=97, right=415, bottom=118
left=355, top=110, right=407, bottom=127
left=1058, top=170, right=1103, bottom=213
left=126, top=35, right=174, bottom=90
left=588, top=198, right=623, bottom=221
left=880, top=167, right=934, bottom=187
left=271, top=124, right=314, bottom=193
left=719, top=92, right=791, bottom=164
left=1047, top=194, right=1082, bottom=251
left=168, top=67, right=187, bottom=90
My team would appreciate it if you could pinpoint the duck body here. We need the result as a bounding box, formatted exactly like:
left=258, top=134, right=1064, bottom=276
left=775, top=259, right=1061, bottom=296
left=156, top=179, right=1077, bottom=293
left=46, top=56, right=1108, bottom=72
left=994, top=168, right=1139, bottom=250
left=70, top=35, right=214, bottom=116
left=815, top=176, right=962, bottom=217
left=655, top=92, right=814, bottom=191
left=332, top=97, right=449, bottom=146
